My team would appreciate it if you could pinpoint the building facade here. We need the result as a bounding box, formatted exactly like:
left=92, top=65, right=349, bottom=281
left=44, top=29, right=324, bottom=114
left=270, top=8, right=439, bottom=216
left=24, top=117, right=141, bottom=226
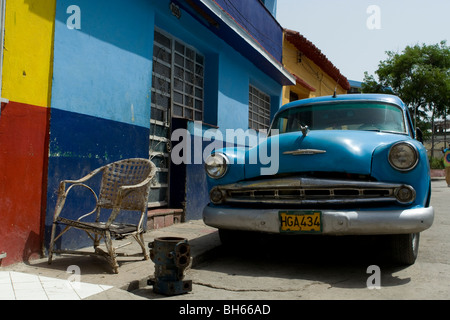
left=282, top=29, right=349, bottom=104
left=0, top=0, right=294, bottom=266
left=0, top=0, right=55, bottom=266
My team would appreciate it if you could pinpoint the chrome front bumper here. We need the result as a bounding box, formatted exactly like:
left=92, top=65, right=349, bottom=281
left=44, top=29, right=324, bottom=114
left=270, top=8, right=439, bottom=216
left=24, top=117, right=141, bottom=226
left=203, top=205, right=434, bottom=235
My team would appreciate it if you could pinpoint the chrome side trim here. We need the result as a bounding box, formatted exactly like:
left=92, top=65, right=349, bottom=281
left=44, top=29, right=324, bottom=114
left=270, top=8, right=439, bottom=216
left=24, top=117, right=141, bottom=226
left=283, top=149, right=326, bottom=155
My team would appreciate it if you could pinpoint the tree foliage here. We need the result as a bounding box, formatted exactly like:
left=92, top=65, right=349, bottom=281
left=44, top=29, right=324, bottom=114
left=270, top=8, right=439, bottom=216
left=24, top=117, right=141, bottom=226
left=362, top=41, right=450, bottom=134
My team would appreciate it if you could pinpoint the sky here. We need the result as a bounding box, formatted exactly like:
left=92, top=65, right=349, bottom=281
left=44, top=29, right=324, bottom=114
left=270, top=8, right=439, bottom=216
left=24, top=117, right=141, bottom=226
left=276, top=0, right=450, bottom=82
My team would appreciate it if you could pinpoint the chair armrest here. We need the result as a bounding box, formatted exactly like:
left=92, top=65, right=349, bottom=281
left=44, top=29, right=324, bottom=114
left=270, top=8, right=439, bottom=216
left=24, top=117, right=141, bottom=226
left=55, top=165, right=104, bottom=211
left=119, top=174, right=154, bottom=194
left=53, top=182, right=100, bottom=222
left=61, top=166, right=105, bottom=186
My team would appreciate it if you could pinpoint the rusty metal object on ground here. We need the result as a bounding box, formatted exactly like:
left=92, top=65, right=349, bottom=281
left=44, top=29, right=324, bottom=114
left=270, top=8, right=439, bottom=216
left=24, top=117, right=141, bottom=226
left=148, top=237, right=192, bottom=295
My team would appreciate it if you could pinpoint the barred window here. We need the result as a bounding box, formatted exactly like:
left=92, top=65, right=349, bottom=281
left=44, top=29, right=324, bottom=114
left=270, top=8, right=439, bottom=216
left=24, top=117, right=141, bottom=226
left=172, top=40, right=204, bottom=121
left=249, top=85, right=271, bottom=130
left=151, top=29, right=204, bottom=123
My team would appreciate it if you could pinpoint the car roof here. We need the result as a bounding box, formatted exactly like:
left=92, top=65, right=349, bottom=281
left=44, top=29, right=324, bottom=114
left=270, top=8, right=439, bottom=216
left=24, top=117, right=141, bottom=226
left=278, top=93, right=406, bottom=113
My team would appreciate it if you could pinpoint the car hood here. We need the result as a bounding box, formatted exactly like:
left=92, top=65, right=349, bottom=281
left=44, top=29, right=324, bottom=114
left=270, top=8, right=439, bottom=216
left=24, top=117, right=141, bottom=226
left=244, top=130, right=409, bottom=180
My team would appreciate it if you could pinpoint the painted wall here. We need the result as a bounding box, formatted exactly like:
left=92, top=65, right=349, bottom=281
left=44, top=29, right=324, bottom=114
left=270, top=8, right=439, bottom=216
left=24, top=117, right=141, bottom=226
left=153, top=1, right=284, bottom=220
left=0, top=0, right=56, bottom=266
left=0, top=0, right=286, bottom=263
left=1, top=0, right=55, bottom=107
left=45, top=0, right=284, bottom=251
left=216, top=47, right=282, bottom=133
left=153, top=1, right=283, bottom=133
left=0, top=0, right=287, bottom=263
left=45, top=0, right=155, bottom=250
left=158, top=11, right=283, bottom=221
left=214, top=0, right=282, bottom=62
left=149, top=1, right=285, bottom=220
left=282, top=40, right=347, bottom=104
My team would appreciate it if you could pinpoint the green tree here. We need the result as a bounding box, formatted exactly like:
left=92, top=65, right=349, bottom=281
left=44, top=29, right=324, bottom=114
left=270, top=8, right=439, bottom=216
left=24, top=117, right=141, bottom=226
left=362, top=41, right=450, bottom=140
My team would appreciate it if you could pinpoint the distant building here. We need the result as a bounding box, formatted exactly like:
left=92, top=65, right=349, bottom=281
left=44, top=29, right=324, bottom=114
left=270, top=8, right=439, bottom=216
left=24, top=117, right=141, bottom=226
left=282, top=29, right=350, bottom=104
left=425, top=119, right=450, bottom=159
left=348, top=80, right=363, bottom=94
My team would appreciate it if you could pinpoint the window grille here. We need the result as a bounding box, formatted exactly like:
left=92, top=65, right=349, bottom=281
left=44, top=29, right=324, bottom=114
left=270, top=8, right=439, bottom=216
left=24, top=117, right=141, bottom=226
left=152, top=29, right=204, bottom=122
left=249, top=85, right=271, bottom=130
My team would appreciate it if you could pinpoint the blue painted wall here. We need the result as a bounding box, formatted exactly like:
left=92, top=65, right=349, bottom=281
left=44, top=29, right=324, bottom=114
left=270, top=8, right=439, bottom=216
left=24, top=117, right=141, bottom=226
left=154, top=0, right=284, bottom=220
left=45, top=0, right=284, bottom=249
left=46, top=0, right=155, bottom=249
left=214, top=0, right=282, bottom=62
left=52, top=0, right=154, bottom=127
left=46, top=109, right=151, bottom=249
left=153, top=0, right=283, bottom=133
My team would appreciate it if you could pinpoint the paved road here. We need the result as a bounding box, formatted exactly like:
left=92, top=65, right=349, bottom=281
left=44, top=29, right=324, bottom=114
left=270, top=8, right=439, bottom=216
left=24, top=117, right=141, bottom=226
left=134, top=179, right=450, bottom=300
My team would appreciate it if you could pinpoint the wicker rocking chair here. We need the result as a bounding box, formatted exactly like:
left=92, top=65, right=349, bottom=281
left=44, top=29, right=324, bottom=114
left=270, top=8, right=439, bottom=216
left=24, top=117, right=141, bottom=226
left=48, top=158, right=156, bottom=273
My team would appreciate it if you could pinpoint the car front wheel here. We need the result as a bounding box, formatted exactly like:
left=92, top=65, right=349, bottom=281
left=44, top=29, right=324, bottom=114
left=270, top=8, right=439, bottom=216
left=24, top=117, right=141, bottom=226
left=390, top=232, right=420, bottom=265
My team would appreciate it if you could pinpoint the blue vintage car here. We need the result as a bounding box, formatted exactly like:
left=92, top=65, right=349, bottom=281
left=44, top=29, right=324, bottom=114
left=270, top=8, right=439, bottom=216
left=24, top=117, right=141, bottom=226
left=203, top=94, right=434, bottom=264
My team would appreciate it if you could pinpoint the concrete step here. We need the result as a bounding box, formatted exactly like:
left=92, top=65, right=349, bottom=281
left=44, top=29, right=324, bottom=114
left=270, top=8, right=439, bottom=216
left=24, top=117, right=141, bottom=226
left=147, top=208, right=184, bottom=230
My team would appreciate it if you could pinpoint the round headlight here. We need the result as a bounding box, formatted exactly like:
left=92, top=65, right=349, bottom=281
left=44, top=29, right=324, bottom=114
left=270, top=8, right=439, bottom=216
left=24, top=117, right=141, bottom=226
left=205, top=153, right=229, bottom=179
left=388, top=142, right=419, bottom=171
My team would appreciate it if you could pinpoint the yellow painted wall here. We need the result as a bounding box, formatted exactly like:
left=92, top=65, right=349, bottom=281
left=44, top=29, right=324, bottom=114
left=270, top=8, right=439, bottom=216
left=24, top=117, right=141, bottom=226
left=282, top=40, right=347, bottom=105
left=1, top=0, right=56, bottom=107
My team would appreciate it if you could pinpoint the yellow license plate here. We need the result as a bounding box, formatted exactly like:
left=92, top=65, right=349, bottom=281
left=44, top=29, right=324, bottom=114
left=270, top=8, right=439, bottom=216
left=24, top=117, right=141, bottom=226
left=279, top=211, right=322, bottom=233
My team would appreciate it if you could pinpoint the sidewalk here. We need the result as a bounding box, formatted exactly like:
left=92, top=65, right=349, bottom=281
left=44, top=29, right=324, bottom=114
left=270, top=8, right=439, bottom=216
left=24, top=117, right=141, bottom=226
left=0, top=220, right=220, bottom=300
left=430, top=169, right=445, bottom=180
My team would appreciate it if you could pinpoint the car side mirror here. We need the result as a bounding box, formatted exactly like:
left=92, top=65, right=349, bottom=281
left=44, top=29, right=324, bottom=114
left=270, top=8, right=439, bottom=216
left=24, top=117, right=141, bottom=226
left=415, top=128, right=423, bottom=144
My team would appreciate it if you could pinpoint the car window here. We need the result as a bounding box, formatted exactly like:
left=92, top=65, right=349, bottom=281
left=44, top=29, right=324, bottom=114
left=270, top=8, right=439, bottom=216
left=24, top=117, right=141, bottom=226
left=271, top=102, right=406, bottom=135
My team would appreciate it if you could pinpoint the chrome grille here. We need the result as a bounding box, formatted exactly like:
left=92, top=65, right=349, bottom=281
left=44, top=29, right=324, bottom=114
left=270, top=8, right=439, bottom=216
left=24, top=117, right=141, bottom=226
left=210, top=177, right=414, bottom=206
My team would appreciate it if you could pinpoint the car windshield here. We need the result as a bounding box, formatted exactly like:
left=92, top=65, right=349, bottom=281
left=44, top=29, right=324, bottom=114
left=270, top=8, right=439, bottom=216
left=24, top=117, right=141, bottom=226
left=270, top=102, right=406, bottom=135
